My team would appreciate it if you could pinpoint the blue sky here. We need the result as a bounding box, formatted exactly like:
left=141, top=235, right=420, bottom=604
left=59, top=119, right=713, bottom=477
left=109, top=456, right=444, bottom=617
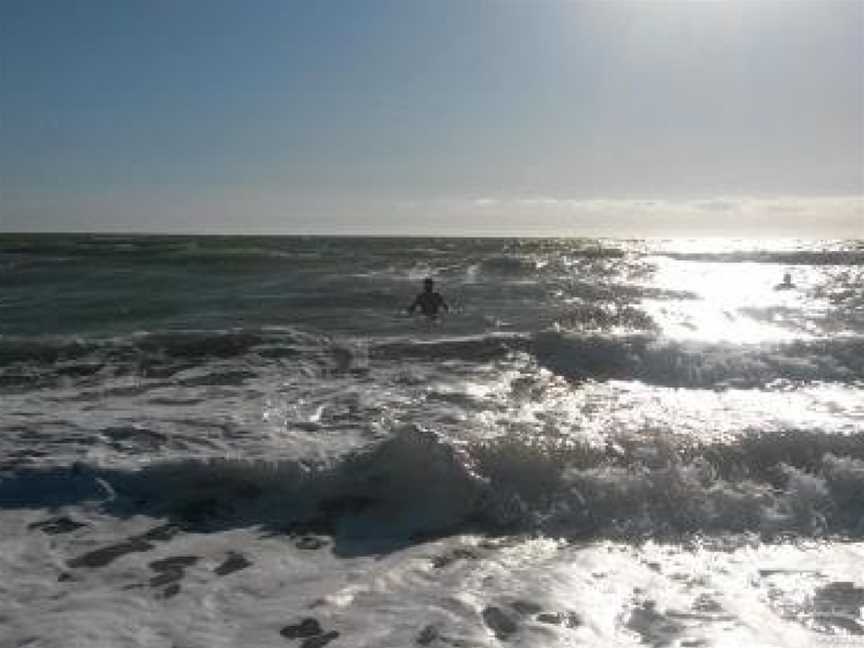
left=1, top=0, right=862, bottom=235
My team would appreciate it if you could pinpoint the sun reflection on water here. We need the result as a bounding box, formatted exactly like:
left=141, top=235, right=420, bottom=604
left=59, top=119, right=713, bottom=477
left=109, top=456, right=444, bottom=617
left=639, top=240, right=844, bottom=343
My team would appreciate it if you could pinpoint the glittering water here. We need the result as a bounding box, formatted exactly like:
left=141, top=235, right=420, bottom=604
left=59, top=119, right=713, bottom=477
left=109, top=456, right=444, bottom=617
left=1, top=234, right=863, bottom=646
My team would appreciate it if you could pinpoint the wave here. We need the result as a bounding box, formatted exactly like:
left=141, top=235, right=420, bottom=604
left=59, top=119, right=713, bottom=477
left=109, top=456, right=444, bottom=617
left=658, top=249, right=864, bottom=266
left=0, top=327, right=337, bottom=362
left=370, top=332, right=531, bottom=363
left=0, top=235, right=333, bottom=271
left=477, top=255, right=544, bottom=276
left=0, top=328, right=331, bottom=391
left=4, top=426, right=864, bottom=549
left=0, top=327, right=445, bottom=392
left=532, top=330, right=864, bottom=388
left=4, top=326, right=864, bottom=393
left=376, top=328, right=864, bottom=393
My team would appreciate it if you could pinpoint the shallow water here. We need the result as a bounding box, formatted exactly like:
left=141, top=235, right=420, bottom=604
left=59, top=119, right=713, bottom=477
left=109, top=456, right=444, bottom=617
left=1, top=235, right=863, bottom=646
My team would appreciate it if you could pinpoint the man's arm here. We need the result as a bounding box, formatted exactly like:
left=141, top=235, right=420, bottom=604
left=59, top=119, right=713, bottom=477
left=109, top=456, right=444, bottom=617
left=407, top=297, right=418, bottom=314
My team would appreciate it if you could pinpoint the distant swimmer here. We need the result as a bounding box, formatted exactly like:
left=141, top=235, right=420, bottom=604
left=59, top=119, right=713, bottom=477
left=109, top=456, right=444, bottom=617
left=408, top=277, right=449, bottom=318
left=774, top=272, right=796, bottom=290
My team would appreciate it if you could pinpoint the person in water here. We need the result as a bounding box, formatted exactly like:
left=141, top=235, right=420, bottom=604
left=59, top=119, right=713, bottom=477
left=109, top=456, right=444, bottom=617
left=408, top=278, right=449, bottom=318
left=774, top=272, right=796, bottom=290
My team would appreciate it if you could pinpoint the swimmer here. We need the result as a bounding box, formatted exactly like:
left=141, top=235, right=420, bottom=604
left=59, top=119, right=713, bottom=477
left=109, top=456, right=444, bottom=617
left=774, top=272, right=796, bottom=290
left=407, top=278, right=449, bottom=318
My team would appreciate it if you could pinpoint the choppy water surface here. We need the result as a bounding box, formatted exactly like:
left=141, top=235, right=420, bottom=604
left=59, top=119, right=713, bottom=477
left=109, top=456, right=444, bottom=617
left=1, top=234, right=863, bottom=647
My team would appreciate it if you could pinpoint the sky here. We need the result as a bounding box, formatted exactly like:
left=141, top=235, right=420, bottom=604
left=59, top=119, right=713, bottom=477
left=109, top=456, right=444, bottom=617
left=1, top=0, right=862, bottom=237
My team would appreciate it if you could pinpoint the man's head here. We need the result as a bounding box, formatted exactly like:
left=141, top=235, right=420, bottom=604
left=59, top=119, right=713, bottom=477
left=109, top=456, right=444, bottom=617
left=423, top=277, right=434, bottom=292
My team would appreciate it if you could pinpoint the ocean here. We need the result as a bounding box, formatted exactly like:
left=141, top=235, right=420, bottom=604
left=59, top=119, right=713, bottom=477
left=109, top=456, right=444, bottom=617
left=1, top=234, right=863, bottom=647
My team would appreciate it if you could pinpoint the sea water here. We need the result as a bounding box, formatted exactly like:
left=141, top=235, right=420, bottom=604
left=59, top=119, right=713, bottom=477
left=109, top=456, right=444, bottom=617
left=1, top=234, right=862, bottom=647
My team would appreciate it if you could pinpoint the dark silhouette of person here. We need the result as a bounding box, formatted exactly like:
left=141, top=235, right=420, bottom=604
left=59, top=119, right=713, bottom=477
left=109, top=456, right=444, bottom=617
left=775, top=272, right=796, bottom=290
left=408, top=278, right=449, bottom=318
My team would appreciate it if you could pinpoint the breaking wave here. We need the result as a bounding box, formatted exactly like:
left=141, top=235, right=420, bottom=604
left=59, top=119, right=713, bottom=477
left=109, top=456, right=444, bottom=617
left=532, top=330, right=864, bottom=388
left=4, top=326, right=863, bottom=392
left=3, top=426, right=864, bottom=545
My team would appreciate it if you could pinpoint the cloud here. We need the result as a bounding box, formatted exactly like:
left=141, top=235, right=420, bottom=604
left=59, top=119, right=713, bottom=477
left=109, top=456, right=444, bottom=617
left=694, top=199, right=740, bottom=212
left=3, top=189, right=861, bottom=237
left=472, top=198, right=499, bottom=207
left=516, top=197, right=562, bottom=207
left=391, top=195, right=863, bottom=237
